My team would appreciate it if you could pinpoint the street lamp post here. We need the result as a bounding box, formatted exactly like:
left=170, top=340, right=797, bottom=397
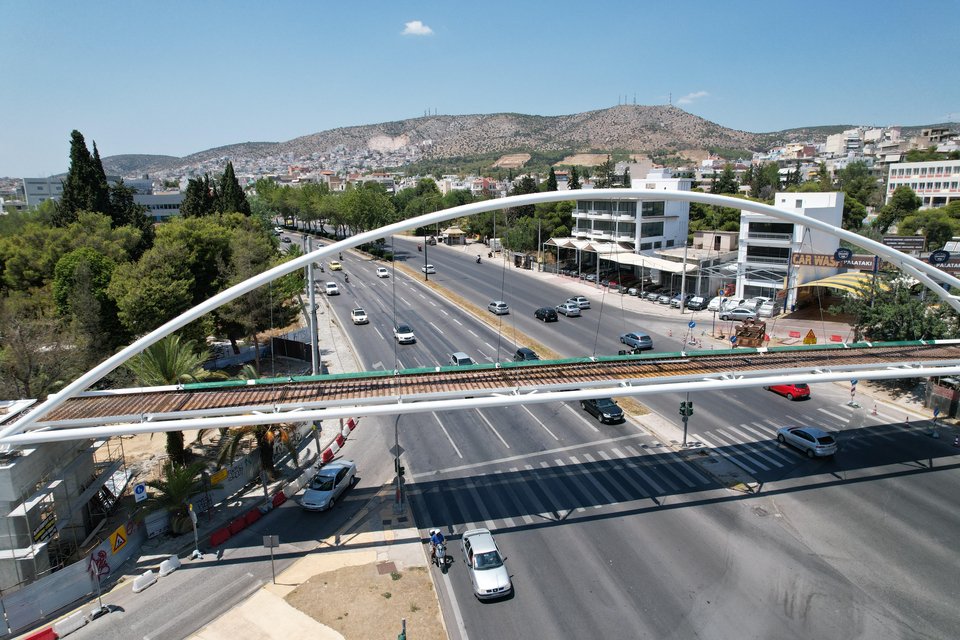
left=423, top=237, right=429, bottom=282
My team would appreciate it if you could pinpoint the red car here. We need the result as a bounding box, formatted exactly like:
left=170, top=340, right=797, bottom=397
left=765, top=383, right=810, bottom=400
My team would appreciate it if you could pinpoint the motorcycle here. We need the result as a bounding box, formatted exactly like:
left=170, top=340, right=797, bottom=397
left=487, top=251, right=493, bottom=258
left=344, top=274, right=350, bottom=283
left=476, top=255, right=482, bottom=264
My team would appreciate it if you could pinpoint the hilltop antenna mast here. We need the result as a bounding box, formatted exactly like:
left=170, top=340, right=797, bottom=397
left=669, top=92, right=672, bottom=105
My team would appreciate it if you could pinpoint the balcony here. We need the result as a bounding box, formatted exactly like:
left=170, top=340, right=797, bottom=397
left=747, top=231, right=793, bottom=242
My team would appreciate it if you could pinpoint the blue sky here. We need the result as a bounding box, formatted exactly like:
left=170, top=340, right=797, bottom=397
left=2, top=0, right=958, bottom=177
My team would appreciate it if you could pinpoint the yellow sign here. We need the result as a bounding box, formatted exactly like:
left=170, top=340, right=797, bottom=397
left=803, top=330, right=817, bottom=345
left=210, top=468, right=228, bottom=485
left=110, top=525, right=128, bottom=554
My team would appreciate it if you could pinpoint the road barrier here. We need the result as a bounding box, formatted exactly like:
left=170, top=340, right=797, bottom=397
left=53, top=611, right=88, bottom=636
left=158, top=555, right=181, bottom=577
left=132, top=570, right=157, bottom=593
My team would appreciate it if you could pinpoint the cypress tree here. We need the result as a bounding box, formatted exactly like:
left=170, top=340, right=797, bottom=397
left=546, top=167, right=558, bottom=192
left=180, top=175, right=217, bottom=217
left=569, top=166, right=581, bottom=190
left=56, top=130, right=98, bottom=226
left=622, top=167, right=631, bottom=188
left=217, top=162, right=251, bottom=215
left=90, top=142, right=112, bottom=217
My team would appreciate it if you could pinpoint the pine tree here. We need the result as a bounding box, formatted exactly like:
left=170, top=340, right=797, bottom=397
left=217, top=161, right=251, bottom=215
left=90, top=142, right=112, bottom=217
left=569, top=166, right=581, bottom=190
left=180, top=175, right=217, bottom=217
left=546, top=167, right=558, bottom=192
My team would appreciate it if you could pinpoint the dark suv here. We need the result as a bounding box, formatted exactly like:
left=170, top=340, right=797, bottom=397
left=535, top=307, right=558, bottom=322
left=514, top=347, right=540, bottom=361
left=580, top=398, right=625, bottom=424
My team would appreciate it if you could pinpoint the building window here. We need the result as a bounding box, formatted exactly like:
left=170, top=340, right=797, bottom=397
left=795, top=199, right=802, bottom=208
left=640, top=221, right=664, bottom=237
left=641, top=202, right=664, bottom=217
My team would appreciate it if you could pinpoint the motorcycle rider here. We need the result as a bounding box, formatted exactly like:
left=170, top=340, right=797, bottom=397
left=476, top=255, right=482, bottom=264
left=429, top=528, right=445, bottom=562
left=344, top=273, right=350, bottom=283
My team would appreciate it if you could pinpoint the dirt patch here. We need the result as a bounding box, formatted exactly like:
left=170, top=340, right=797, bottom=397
left=557, top=153, right=608, bottom=167
left=492, top=153, right=530, bottom=168
left=285, top=564, right=446, bottom=640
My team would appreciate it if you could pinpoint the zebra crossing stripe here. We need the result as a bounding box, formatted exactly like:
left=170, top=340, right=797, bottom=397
left=557, top=458, right=604, bottom=509
left=508, top=468, right=536, bottom=524
left=485, top=470, right=517, bottom=528
left=716, top=428, right=785, bottom=469
left=817, top=407, right=849, bottom=423
left=537, top=461, right=584, bottom=516
left=462, top=476, right=498, bottom=532
left=595, top=449, right=659, bottom=500
left=613, top=447, right=669, bottom=494
left=576, top=453, right=624, bottom=506
left=692, top=433, right=763, bottom=474
left=624, top=445, right=695, bottom=489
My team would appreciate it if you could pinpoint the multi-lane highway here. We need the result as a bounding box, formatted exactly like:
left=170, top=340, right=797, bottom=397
left=315, top=235, right=960, bottom=639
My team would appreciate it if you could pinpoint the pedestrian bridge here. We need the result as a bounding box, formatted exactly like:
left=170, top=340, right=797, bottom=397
left=3, top=340, right=959, bottom=446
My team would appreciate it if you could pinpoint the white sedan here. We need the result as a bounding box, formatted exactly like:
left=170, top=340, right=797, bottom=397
left=350, top=308, right=368, bottom=324
left=300, top=460, right=357, bottom=511
left=324, top=282, right=340, bottom=295
left=376, top=267, right=390, bottom=278
left=421, top=264, right=437, bottom=274
left=460, top=528, right=512, bottom=600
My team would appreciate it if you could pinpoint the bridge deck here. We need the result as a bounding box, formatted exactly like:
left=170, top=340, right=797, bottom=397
left=38, top=341, right=960, bottom=425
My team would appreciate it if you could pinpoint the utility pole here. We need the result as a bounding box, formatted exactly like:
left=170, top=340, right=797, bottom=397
left=423, top=237, right=429, bottom=282
left=306, top=237, right=320, bottom=375
left=679, top=242, right=689, bottom=313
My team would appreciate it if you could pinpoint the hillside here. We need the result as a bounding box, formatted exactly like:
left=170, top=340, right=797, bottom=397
left=99, top=106, right=947, bottom=177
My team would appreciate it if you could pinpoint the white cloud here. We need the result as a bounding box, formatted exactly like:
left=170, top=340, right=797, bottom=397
left=402, top=20, right=433, bottom=36
left=676, top=91, right=709, bottom=105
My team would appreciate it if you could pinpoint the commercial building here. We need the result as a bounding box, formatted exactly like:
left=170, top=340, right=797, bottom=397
left=736, top=192, right=844, bottom=309
left=886, top=159, right=960, bottom=208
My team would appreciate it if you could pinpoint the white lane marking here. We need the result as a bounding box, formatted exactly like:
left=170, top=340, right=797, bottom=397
left=707, top=430, right=772, bottom=471
left=429, top=321, right=440, bottom=333
left=440, top=570, right=470, bottom=640
left=507, top=468, right=536, bottom=524
left=557, top=457, right=602, bottom=510
left=521, top=406, right=559, bottom=440
left=374, top=328, right=385, bottom=341
left=563, top=403, right=600, bottom=432
left=485, top=342, right=496, bottom=352
left=399, top=296, right=411, bottom=306
left=410, top=433, right=646, bottom=479
left=719, top=428, right=784, bottom=468
left=428, top=299, right=437, bottom=306
left=577, top=453, right=622, bottom=506
left=440, top=308, right=449, bottom=316
left=692, top=433, right=762, bottom=474
left=467, top=329, right=479, bottom=338
left=452, top=318, right=463, bottom=326
left=482, top=470, right=518, bottom=528
left=524, top=463, right=557, bottom=520
left=463, top=478, right=497, bottom=532
left=595, top=449, right=654, bottom=500
left=433, top=413, right=463, bottom=459
left=817, top=407, right=849, bottom=423
left=476, top=410, right=510, bottom=449
left=372, top=360, right=384, bottom=370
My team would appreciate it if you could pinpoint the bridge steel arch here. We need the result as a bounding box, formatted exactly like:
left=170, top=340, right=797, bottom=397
left=4, top=189, right=959, bottom=442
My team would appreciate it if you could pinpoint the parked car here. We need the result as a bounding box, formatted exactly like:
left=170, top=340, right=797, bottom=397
left=376, top=267, right=390, bottom=278
left=719, top=307, right=758, bottom=321
left=776, top=426, right=837, bottom=458
left=300, top=460, right=357, bottom=511
left=758, top=300, right=781, bottom=318
left=328, top=260, right=343, bottom=271
left=765, top=383, right=810, bottom=400
left=671, top=293, right=694, bottom=309
left=350, top=308, right=368, bottom=324
left=566, top=296, right=591, bottom=309
left=535, top=307, right=558, bottom=322
left=620, top=331, right=654, bottom=350
left=686, top=296, right=707, bottom=311
left=580, top=398, right=625, bottom=424
left=745, top=296, right=771, bottom=310
left=460, top=528, right=513, bottom=600
left=488, top=301, right=510, bottom=315
left=555, top=302, right=582, bottom=317
left=324, top=282, right=340, bottom=296
left=394, top=323, right=416, bottom=344
left=513, top=347, right=540, bottom=362
left=450, top=352, right=475, bottom=366
left=720, top=298, right=747, bottom=312
left=584, top=273, right=597, bottom=282
left=421, top=264, right=436, bottom=274
left=644, top=291, right=661, bottom=302
left=281, top=237, right=292, bottom=244
left=657, top=293, right=672, bottom=305
left=706, top=296, right=725, bottom=312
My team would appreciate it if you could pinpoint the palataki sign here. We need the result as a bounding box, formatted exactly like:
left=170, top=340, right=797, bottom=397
left=791, top=252, right=878, bottom=270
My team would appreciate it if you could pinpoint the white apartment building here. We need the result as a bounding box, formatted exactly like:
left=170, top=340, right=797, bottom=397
left=736, top=192, right=844, bottom=309
left=886, top=159, right=960, bottom=208
left=21, top=177, right=64, bottom=207
left=571, top=169, right=691, bottom=251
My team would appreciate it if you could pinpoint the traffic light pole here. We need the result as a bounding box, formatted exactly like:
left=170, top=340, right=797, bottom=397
left=681, top=391, right=691, bottom=447
left=394, top=416, right=404, bottom=514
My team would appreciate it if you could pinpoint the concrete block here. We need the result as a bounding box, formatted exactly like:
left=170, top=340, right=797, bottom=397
left=132, top=569, right=157, bottom=593
left=158, top=554, right=180, bottom=577
left=53, top=610, right=88, bottom=636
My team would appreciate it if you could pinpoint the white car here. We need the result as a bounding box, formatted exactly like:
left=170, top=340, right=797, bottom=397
left=350, top=308, right=368, bottom=324
left=555, top=302, right=581, bottom=317
left=394, top=323, right=416, bottom=344
left=566, top=296, right=591, bottom=309
left=324, top=282, right=340, bottom=296
left=421, top=264, right=437, bottom=274
left=376, top=267, right=389, bottom=278
left=460, top=528, right=512, bottom=600
left=300, top=460, right=357, bottom=511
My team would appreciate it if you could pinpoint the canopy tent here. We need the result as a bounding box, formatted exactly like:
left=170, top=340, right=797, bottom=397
left=796, top=272, right=887, bottom=296
left=544, top=238, right=696, bottom=274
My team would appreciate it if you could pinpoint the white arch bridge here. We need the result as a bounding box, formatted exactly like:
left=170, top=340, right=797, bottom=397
left=2, top=190, right=958, bottom=447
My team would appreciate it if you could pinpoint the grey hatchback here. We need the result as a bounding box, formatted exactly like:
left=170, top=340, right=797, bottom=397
left=620, top=331, right=654, bottom=351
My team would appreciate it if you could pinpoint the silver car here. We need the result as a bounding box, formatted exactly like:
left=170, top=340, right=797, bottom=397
left=776, top=426, right=838, bottom=458
left=460, top=528, right=512, bottom=600
left=555, top=302, right=582, bottom=317
left=719, top=307, right=757, bottom=321
left=300, top=460, right=357, bottom=511
left=488, top=301, right=509, bottom=315
left=566, top=296, right=591, bottom=309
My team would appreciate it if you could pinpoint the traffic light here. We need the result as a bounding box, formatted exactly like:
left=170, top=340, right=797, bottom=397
left=395, top=459, right=405, bottom=477
left=679, top=401, right=694, bottom=417
left=679, top=401, right=687, bottom=416
left=687, top=401, right=694, bottom=416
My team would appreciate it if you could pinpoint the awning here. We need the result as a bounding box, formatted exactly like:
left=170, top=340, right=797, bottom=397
left=544, top=238, right=696, bottom=273
left=796, top=272, right=886, bottom=296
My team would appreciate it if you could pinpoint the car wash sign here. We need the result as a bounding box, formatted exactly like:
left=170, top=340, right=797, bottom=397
left=791, top=252, right=879, bottom=271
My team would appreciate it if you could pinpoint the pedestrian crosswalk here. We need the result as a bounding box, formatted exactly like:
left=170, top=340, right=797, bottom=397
left=408, top=441, right=713, bottom=533
left=688, top=405, right=924, bottom=475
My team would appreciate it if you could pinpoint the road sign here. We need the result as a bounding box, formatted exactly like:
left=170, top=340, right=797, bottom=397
left=929, top=249, right=951, bottom=265
left=688, top=321, right=696, bottom=329
left=851, top=379, right=858, bottom=386
left=729, top=335, right=737, bottom=344
left=263, top=535, right=280, bottom=548
left=834, top=247, right=853, bottom=261
left=803, top=330, right=817, bottom=345
left=134, top=482, right=147, bottom=503
left=110, top=525, right=128, bottom=554
left=934, top=407, right=940, bottom=418
left=883, top=235, right=926, bottom=252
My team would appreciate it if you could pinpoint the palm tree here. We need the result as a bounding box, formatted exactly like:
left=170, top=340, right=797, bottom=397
left=126, top=335, right=224, bottom=465
left=146, top=460, right=206, bottom=535
left=216, top=423, right=299, bottom=481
